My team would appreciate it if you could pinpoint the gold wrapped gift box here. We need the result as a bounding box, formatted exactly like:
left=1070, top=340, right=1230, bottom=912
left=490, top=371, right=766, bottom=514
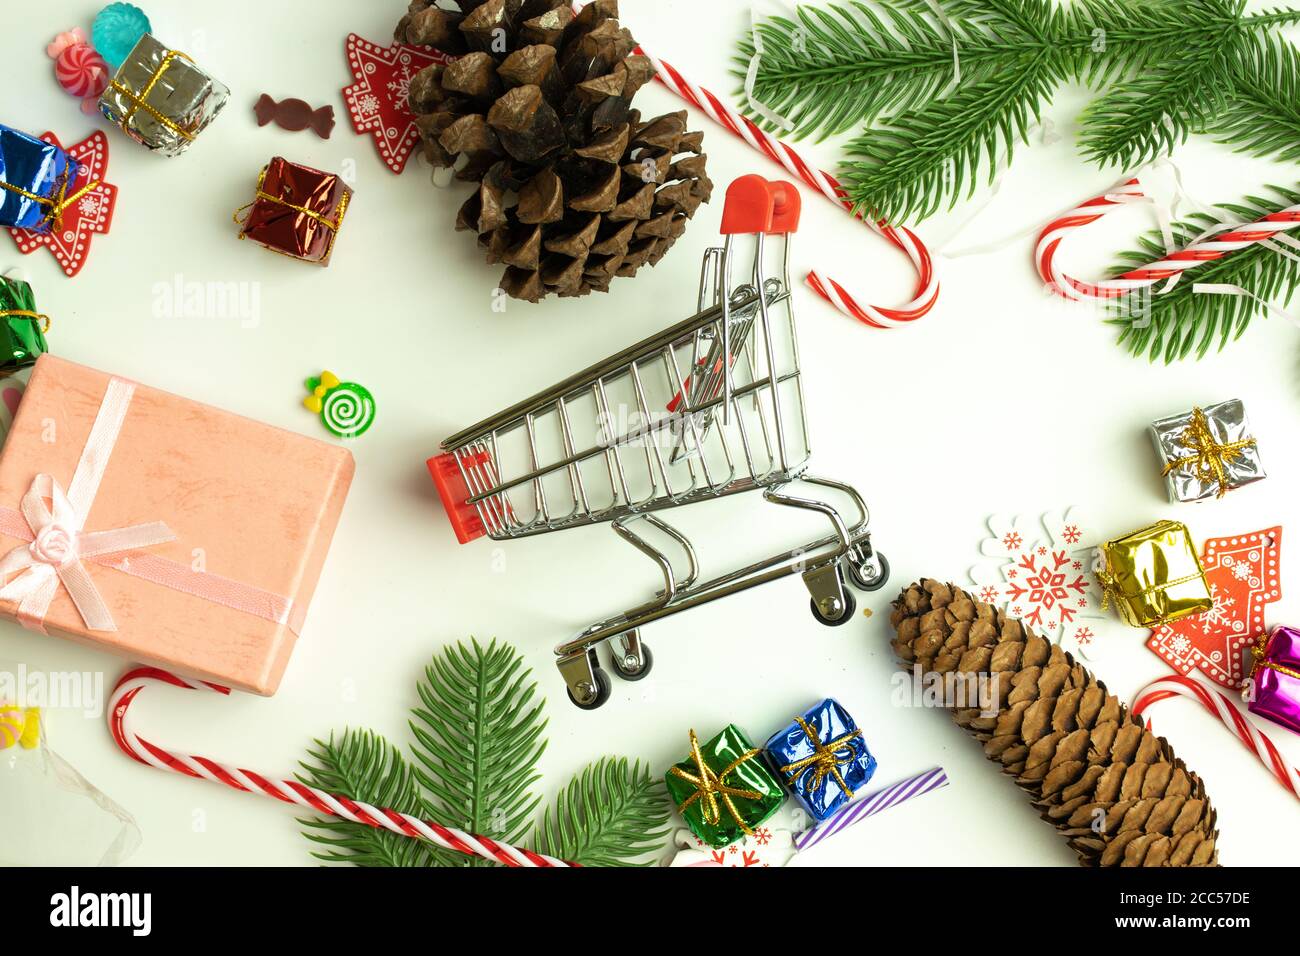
left=1098, top=520, right=1212, bottom=627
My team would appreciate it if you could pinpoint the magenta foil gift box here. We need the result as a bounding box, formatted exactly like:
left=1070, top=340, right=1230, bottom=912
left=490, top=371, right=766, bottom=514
left=1247, top=626, right=1300, bottom=735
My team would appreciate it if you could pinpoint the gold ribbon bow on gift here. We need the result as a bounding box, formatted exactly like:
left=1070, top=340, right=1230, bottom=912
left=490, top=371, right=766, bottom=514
left=234, top=165, right=350, bottom=261
left=1161, top=407, right=1256, bottom=499
left=777, top=715, right=863, bottom=799
left=0, top=166, right=101, bottom=233
left=668, top=729, right=765, bottom=836
left=1248, top=633, right=1300, bottom=684
left=1095, top=555, right=1203, bottom=627
left=110, top=49, right=197, bottom=140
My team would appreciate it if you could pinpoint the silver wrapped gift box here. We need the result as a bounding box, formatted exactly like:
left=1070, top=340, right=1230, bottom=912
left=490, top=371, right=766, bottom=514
left=1150, top=399, right=1265, bottom=502
left=98, top=34, right=228, bottom=157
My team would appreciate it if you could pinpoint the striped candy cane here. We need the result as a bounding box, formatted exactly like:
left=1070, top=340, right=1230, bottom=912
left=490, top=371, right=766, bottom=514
left=108, top=667, right=574, bottom=866
left=1132, top=674, right=1300, bottom=802
left=793, top=766, right=949, bottom=852
left=1037, top=179, right=1300, bottom=301
left=637, top=48, right=939, bottom=329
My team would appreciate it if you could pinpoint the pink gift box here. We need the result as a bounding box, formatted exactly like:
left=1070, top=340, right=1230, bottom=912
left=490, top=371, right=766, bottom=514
left=1248, top=625, right=1300, bottom=735
left=0, top=355, right=354, bottom=695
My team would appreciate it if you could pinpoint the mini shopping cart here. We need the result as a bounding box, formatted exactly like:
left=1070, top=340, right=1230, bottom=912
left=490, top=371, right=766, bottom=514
left=427, top=175, right=889, bottom=710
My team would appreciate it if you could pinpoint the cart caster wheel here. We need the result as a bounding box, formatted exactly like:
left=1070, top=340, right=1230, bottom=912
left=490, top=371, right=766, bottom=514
left=566, top=667, right=612, bottom=710
left=846, top=552, right=890, bottom=592
left=610, top=642, right=654, bottom=681
left=810, top=589, right=856, bottom=626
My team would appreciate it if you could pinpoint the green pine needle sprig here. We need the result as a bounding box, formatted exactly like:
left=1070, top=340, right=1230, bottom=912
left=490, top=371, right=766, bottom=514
left=735, top=0, right=1300, bottom=224
left=534, top=757, right=673, bottom=867
left=1104, top=185, right=1300, bottom=362
left=297, top=639, right=672, bottom=867
left=297, top=730, right=440, bottom=867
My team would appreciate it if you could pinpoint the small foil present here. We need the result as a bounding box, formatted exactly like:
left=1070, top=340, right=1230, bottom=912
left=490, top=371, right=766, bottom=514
left=0, top=276, right=48, bottom=375
left=98, top=34, right=228, bottom=156
left=1098, top=520, right=1212, bottom=627
left=1247, top=626, right=1300, bottom=735
left=0, top=125, right=74, bottom=233
left=1150, top=400, right=1264, bottom=502
left=236, top=158, right=352, bottom=266
left=764, top=698, right=876, bottom=822
left=664, top=725, right=784, bottom=849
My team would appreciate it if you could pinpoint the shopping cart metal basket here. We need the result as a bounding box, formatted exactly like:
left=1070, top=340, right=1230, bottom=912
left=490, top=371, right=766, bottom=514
left=427, top=174, right=888, bottom=709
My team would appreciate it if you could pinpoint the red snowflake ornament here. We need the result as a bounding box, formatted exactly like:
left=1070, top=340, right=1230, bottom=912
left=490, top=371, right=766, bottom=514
left=342, top=34, right=451, bottom=174
left=8, top=131, right=116, bottom=277
left=1147, top=526, right=1281, bottom=689
left=1002, top=548, right=1088, bottom=632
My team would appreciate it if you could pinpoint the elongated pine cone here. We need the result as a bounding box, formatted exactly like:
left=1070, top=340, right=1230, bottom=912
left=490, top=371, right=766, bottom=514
left=890, top=579, right=1219, bottom=867
left=395, top=0, right=713, bottom=302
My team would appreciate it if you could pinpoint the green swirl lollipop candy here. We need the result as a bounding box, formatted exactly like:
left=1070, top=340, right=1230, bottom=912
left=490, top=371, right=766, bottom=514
left=303, top=370, right=374, bottom=439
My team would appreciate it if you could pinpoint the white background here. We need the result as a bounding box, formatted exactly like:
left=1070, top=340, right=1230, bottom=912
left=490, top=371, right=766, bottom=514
left=3, top=0, right=1299, bottom=866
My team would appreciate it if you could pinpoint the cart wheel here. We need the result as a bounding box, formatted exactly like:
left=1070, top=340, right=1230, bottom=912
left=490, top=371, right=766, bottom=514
left=810, top=589, right=856, bottom=626
left=610, top=642, right=654, bottom=682
left=845, top=552, right=890, bottom=592
left=566, top=666, right=612, bottom=710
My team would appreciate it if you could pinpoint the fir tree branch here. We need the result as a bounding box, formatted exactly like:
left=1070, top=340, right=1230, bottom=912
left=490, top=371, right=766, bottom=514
left=408, top=639, right=547, bottom=867
left=534, top=758, right=672, bottom=867
left=1209, top=31, right=1300, bottom=163
left=1105, top=186, right=1300, bottom=362
left=736, top=1, right=1026, bottom=138
left=838, top=60, right=1054, bottom=222
left=734, top=0, right=1300, bottom=223
left=1078, top=33, right=1235, bottom=168
left=297, top=730, right=439, bottom=867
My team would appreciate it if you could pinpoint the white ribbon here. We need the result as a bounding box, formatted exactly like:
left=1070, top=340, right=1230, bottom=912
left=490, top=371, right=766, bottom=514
left=0, top=379, right=175, bottom=633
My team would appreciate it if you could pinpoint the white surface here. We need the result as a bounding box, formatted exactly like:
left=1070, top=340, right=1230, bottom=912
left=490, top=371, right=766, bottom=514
left=4, top=0, right=1299, bottom=867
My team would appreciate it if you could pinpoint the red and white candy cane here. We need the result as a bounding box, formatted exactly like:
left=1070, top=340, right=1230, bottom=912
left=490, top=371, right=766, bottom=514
left=637, top=48, right=939, bottom=329
left=1132, top=673, right=1300, bottom=801
left=1037, top=178, right=1300, bottom=301
left=108, top=667, right=574, bottom=867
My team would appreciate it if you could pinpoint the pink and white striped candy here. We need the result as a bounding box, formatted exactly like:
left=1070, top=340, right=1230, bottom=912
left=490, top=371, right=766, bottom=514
left=55, top=43, right=110, bottom=99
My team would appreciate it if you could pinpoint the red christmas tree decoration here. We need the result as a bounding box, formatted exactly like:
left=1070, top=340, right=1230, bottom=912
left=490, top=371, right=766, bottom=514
left=1147, top=526, right=1282, bottom=689
left=8, top=130, right=116, bottom=277
left=342, top=33, right=451, bottom=174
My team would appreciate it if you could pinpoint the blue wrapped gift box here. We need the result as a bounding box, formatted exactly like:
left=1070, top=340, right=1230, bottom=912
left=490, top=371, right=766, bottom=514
left=0, top=124, right=73, bottom=234
left=764, top=698, right=876, bottom=822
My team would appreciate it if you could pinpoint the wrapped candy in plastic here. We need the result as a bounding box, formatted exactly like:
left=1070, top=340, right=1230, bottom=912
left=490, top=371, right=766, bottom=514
left=0, top=662, right=140, bottom=865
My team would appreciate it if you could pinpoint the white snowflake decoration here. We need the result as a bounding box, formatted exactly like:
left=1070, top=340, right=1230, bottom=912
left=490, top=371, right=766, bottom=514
left=77, top=195, right=100, bottom=218
left=1197, top=583, right=1239, bottom=635
left=386, top=67, right=413, bottom=104
left=357, top=93, right=381, bottom=116
left=969, top=508, right=1109, bottom=659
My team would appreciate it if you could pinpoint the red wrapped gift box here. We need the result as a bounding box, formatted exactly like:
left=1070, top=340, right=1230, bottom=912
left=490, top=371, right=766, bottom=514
left=236, top=157, right=351, bottom=265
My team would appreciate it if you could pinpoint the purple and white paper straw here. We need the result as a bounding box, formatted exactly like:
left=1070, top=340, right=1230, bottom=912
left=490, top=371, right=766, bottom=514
left=793, top=766, right=949, bottom=852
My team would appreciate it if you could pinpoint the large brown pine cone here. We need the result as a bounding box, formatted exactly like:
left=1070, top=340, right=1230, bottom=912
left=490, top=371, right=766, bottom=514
left=890, top=579, right=1219, bottom=867
left=396, top=0, right=713, bottom=302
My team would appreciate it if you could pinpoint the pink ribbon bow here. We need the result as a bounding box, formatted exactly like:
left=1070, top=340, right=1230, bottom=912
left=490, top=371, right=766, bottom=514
left=0, top=378, right=174, bottom=633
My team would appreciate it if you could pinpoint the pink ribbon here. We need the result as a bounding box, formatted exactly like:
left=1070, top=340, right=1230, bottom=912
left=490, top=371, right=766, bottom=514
left=0, top=377, right=302, bottom=635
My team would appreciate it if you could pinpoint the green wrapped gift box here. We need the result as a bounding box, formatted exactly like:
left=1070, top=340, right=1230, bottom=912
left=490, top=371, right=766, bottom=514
left=664, top=724, right=784, bottom=848
left=0, top=276, right=48, bottom=375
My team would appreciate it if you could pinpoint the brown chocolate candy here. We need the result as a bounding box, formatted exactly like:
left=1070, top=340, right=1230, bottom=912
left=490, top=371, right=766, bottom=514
left=253, top=94, right=336, bottom=139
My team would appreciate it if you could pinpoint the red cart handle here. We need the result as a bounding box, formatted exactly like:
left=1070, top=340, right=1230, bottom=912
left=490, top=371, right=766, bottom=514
left=768, top=180, right=801, bottom=235
left=720, top=174, right=774, bottom=235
